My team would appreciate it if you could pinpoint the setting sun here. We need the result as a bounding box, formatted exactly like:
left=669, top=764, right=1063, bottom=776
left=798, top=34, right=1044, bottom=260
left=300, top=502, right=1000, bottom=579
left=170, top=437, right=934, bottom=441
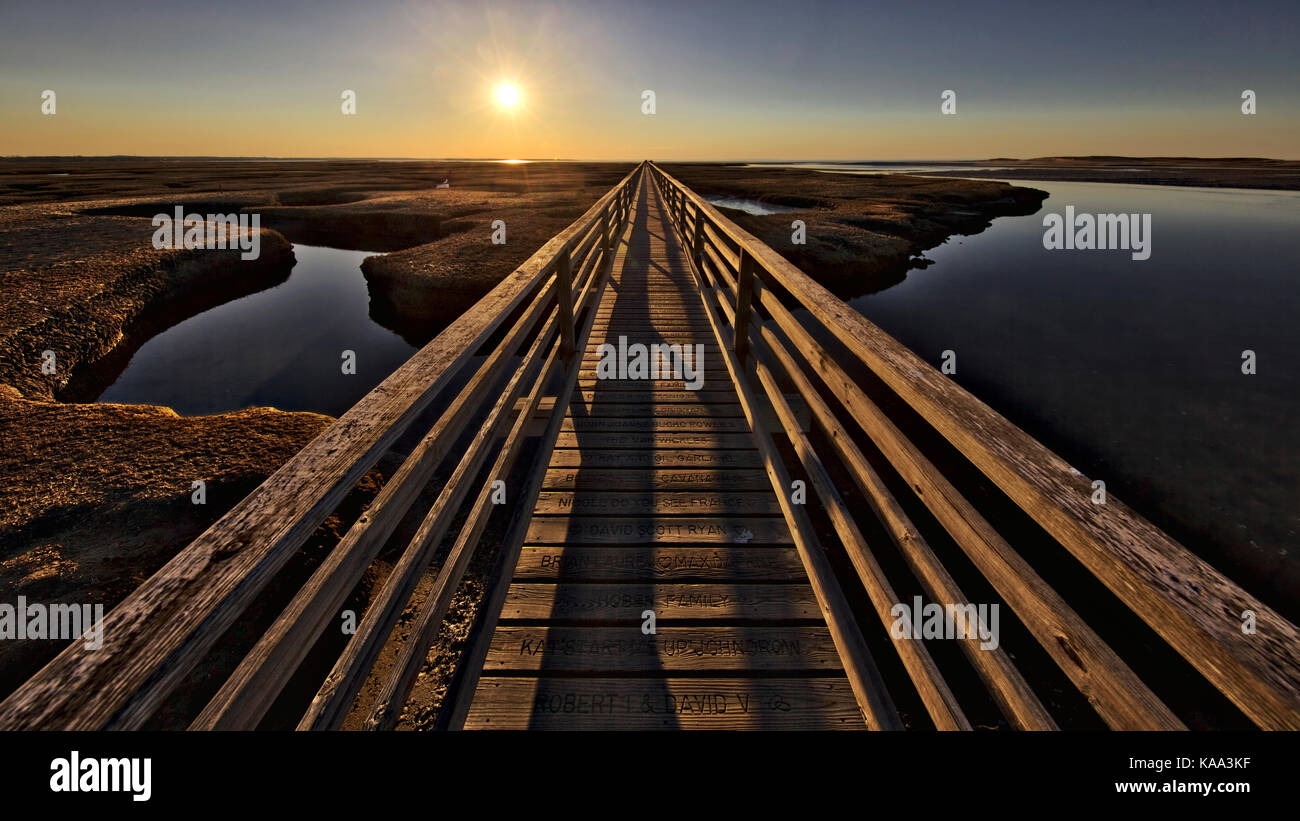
left=494, top=82, right=521, bottom=108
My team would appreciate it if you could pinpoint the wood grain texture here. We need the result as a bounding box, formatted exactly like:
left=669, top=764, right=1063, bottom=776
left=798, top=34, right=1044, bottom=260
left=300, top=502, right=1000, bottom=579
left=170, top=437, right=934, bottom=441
left=464, top=677, right=864, bottom=730
left=541, top=467, right=772, bottom=490
left=484, top=626, right=843, bottom=672
left=534, top=490, right=782, bottom=515
left=512, top=546, right=807, bottom=581
left=525, top=516, right=792, bottom=544
left=500, top=582, right=821, bottom=622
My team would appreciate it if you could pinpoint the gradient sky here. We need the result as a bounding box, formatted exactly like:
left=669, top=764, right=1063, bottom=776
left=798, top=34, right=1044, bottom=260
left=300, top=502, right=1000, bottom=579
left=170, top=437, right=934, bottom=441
left=2, top=0, right=1297, bottom=160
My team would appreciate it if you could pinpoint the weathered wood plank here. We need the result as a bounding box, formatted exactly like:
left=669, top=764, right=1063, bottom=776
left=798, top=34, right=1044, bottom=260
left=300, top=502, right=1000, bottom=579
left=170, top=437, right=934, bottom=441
left=559, top=417, right=752, bottom=432
left=548, top=449, right=765, bottom=469
left=463, top=677, right=864, bottom=730
left=499, top=582, right=819, bottom=621
left=541, top=467, right=771, bottom=490
left=552, top=431, right=758, bottom=449
left=575, top=378, right=731, bottom=391
left=484, top=626, right=842, bottom=672
left=566, top=402, right=745, bottom=417
left=525, top=516, right=791, bottom=544
left=513, top=546, right=807, bottom=581
left=573, top=390, right=740, bottom=404
left=534, top=490, right=781, bottom=515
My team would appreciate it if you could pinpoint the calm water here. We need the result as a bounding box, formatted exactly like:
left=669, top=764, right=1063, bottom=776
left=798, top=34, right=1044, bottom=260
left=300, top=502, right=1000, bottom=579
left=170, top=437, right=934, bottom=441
left=97, top=245, right=417, bottom=417
left=840, top=181, right=1300, bottom=605
left=706, top=195, right=801, bottom=215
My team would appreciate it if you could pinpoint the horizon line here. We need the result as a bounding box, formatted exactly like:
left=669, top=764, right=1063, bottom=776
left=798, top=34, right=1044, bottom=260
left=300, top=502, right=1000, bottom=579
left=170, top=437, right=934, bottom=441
left=4, top=154, right=1299, bottom=163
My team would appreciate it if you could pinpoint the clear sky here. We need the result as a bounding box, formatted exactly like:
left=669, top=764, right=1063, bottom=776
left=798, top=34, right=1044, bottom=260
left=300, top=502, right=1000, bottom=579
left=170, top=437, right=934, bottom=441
left=1, top=0, right=1297, bottom=160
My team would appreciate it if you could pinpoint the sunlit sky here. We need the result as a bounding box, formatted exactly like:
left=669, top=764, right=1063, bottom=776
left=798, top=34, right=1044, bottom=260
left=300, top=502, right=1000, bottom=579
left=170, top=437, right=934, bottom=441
left=2, top=0, right=1297, bottom=160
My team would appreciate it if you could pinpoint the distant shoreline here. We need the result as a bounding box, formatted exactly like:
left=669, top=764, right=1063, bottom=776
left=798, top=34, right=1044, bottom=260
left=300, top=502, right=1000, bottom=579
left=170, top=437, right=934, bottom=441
left=10, top=155, right=1294, bottom=191
left=733, top=157, right=1300, bottom=191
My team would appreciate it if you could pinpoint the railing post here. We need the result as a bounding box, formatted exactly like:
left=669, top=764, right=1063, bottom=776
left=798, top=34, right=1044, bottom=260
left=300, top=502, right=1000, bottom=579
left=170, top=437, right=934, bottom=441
left=691, top=208, right=704, bottom=270
left=554, top=245, right=577, bottom=362
left=600, top=207, right=611, bottom=260
left=734, top=250, right=756, bottom=361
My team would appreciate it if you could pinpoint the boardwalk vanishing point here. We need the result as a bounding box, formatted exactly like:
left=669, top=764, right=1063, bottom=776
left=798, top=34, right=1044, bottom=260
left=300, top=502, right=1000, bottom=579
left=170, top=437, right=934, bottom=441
left=2, top=163, right=1298, bottom=731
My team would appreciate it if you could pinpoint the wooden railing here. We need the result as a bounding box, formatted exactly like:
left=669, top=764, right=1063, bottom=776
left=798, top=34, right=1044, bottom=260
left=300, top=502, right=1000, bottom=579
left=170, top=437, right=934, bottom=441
left=646, top=162, right=1300, bottom=730
left=0, top=163, right=645, bottom=731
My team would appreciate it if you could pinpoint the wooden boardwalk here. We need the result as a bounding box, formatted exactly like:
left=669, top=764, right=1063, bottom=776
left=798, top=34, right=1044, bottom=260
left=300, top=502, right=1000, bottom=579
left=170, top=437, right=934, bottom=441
left=3, top=162, right=1297, bottom=732
left=457, top=176, right=862, bottom=729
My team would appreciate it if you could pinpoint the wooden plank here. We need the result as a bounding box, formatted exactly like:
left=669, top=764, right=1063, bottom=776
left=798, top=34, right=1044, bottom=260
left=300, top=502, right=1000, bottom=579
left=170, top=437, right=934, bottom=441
left=573, top=390, right=740, bottom=404
left=577, top=362, right=729, bottom=371
left=566, top=402, right=745, bottom=417
left=525, top=516, right=791, bottom=544
left=513, top=546, right=807, bottom=581
left=463, top=677, right=864, bottom=730
left=552, top=432, right=758, bottom=449
left=589, top=321, right=710, bottom=328
left=548, top=449, right=764, bottom=469
left=559, top=417, right=752, bottom=433
left=574, top=373, right=732, bottom=384
left=499, top=583, right=819, bottom=621
left=542, top=467, right=771, bottom=490
left=534, top=490, right=781, bottom=516
left=575, top=379, right=732, bottom=391
left=596, top=306, right=705, bottom=314
left=585, top=337, right=717, bottom=347
left=484, top=626, right=842, bottom=672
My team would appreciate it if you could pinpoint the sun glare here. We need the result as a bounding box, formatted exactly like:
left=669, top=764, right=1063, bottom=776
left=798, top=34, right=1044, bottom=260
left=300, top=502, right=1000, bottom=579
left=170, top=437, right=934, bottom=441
left=495, top=82, right=521, bottom=108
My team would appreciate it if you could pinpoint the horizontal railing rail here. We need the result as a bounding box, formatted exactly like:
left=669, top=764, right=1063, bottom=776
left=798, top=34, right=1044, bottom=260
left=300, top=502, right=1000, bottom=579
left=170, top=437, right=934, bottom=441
left=0, top=163, right=645, bottom=731
left=646, top=161, right=1300, bottom=730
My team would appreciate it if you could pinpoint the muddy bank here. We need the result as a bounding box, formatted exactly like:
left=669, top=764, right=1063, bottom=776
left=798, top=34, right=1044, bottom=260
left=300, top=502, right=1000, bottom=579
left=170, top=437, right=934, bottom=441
left=660, top=163, right=1049, bottom=295
left=361, top=203, right=592, bottom=323
left=3, top=242, right=295, bottom=403
left=0, top=386, right=360, bottom=705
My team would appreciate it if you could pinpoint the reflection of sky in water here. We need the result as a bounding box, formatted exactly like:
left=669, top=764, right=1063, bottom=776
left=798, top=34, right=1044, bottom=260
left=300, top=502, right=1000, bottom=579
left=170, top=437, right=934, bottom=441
left=706, top=196, right=801, bottom=215
left=834, top=181, right=1300, bottom=609
left=97, top=245, right=416, bottom=417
